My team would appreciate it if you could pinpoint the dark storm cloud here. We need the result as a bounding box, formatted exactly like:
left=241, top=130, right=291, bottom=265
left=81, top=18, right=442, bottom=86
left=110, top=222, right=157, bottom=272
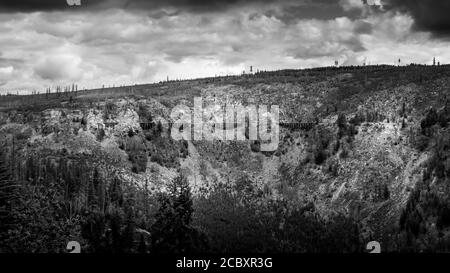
left=0, top=0, right=76, bottom=12
left=0, top=0, right=350, bottom=15
left=0, top=0, right=263, bottom=12
left=263, top=0, right=364, bottom=24
left=384, top=0, right=450, bottom=38
left=0, top=0, right=369, bottom=30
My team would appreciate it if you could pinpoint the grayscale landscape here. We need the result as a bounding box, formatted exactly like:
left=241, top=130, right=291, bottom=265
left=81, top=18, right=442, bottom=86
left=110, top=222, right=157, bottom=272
left=1, top=0, right=450, bottom=254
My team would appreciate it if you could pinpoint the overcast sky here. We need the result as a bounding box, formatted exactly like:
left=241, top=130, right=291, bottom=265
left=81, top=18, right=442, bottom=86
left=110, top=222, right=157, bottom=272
left=0, top=0, right=450, bottom=93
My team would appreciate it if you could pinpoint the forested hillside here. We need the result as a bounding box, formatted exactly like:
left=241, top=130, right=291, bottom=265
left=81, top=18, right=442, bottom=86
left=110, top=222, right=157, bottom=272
left=1, top=65, right=450, bottom=253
